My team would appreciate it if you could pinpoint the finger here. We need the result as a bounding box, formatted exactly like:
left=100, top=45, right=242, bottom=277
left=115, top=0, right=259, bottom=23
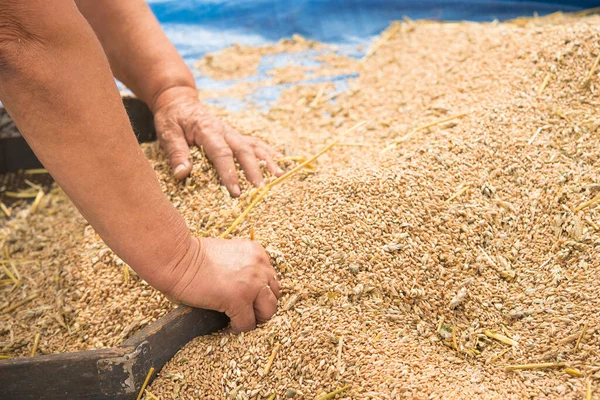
left=254, top=285, right=278, bottom=324
left=267, top=273, right=282, bottom=298
left=157, top=124, right=192, bottom=180
left=227, top=304, right=257, bottom=333
left=255, top=146, right=284, bottom=177
left=201, top=133, right=241, bottom=197
left=227, top=133, right=264, bottom=187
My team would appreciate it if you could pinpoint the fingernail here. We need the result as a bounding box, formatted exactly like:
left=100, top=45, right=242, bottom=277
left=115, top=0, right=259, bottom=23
left=174, top=164, right=187, bottom=176
left=276, top=167, right=284, bottom=175
left=231, top=184, right=241, bottom=197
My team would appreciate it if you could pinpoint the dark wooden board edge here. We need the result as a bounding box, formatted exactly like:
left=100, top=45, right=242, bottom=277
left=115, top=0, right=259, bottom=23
left=0, top=97, right=156, bottom=173
left=120, top=306, right=229, bottom=393
left=0, top=347, right=133, bottom=399
left=0, top=306, right=229, bottom=399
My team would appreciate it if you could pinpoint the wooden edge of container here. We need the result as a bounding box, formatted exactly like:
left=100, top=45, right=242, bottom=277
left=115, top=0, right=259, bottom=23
left=0, top=306, right=229, bottom=399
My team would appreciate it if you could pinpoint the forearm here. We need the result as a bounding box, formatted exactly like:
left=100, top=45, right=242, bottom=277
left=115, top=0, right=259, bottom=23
left=75, top=0, right=196, bottom=112
left=0, top=0, right=190, bottom=290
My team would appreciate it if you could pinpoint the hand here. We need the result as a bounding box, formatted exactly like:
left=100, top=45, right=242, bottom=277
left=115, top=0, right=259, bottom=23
left=153, top=86, right=283, bottom=197
left=164, top=237, right=282, bottom=333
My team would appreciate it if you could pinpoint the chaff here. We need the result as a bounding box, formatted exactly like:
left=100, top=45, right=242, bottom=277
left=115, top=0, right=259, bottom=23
left=397, top=113, right=467, bottom=143
left=30, top=190, right=45, bottom=214
left=484, top=330, right=518, bottom=347
left=314, top=385, right=351, bottom=400
left=528, top=125, right=551, bottom=145
left=24, top=168, right=49, bottom=175
left=0, top=202, right=11, bottom=217
left=574, top=322, right=589, bottom=353
left=1, top=293, right=39, bottom=315
left=504, top=362, right=565, bottom=371
left=537, top=72, right=553, bottom=95
left=582, top=51, right=600, bottom=88
left=446, top=184, right=471, bottom=203
left=575, top=194, right=600, bottom=213
left=362, top=21, right=401, bottom=62
left=1, top=264, right=20, bottom=287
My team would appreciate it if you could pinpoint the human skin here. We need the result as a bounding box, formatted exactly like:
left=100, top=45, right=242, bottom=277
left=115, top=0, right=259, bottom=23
left=74, top=0, right=285, bottom=195
left=0, top=0, right=281, bottom=332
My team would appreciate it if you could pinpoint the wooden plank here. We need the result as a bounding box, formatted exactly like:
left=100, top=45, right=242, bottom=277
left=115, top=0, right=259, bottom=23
left=0, top=307, right=229, bottom=399
left=0, top=97, right=156, bottom=173
left=121, top=306, right=229, bottom=375
left=0, top=347, right=134, bottom=400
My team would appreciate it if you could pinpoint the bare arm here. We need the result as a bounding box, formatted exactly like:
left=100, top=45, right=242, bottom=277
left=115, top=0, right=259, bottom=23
left=0, top=0, right=280, bottom=332
left=74, top=0, right=194, bottom=111
left=0, top=0, right=188, bottom=284
left=76, top=0, right=283, bottom=194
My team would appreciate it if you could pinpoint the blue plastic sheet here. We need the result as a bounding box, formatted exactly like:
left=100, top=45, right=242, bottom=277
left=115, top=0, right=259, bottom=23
left=146, top=0, right=600, bottom=110
left=150, top=0, right=599, bottom=60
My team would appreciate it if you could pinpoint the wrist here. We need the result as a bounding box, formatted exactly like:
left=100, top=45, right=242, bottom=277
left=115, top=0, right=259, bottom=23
left=154, top=236, right=204, bottom=300
left=150, top=84, right=198, bottom=114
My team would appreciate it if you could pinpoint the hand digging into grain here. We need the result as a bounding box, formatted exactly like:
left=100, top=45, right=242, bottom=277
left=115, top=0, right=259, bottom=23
left=0, top=0, right=282, bottom=332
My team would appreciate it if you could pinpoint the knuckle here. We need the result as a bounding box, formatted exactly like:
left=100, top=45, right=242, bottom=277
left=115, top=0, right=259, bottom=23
left=234, top=145, right=253, bottom=158
left=212, top=144, right=233, bottom=159
left=168, top=148, right=188, bottom=162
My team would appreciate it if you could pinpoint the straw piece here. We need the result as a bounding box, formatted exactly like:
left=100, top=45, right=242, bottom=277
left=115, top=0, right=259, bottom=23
left=0, top=202, right=11, bottom=218
left=136, top=367, right=155, bottom=400
left=1, top=264, right=20, bottom=287
left=446, top=184, right=471, bottom=203
left=314, top=385, right=351, bottom=400
left=219, top=187, right=270, bottom=238
left=484, top=330, right=518, bottom=347
left=145, top=391, right=160, bottom=400
left=565, top=367, right=582, bottom=377
left=30, top=190, right=45, bottom=214
left=4, top=191, right=38, bottom=199
left=269, top=142, right=336, bottom=188
left=266, top=394, right=276, bottom=400
left=504, top=362, right=565, bottom=371
left=537, top=72, right=553, bottom=95
left=574, top=322, right=588, bottom=353
left=582, top=51, right=600, bottom=88
left=262, top=344, right=281, bottom=377
left=123, top=264, right=130, bottom=284
left=528, top=125, right=551, bottom=145
left=30, top=332, right=41, bottom=357
left=0, top=355, right=10, bottom=360
left=362, top=22, right=401, bottom=62
left=24, top=168, right=49, bottom=175
left=490, top=348, right=511, bottom=363
left=309, top=84, right=327, bottom=108
left=337, top=336, right=344, bottom=376
left=586, top=380, right=593, bottom=400
left=585, top=216, right=599, bottom=231
left=1, top=293, right=39, bottom=314
left=575, top=194, right=600, bottom=213
left=219, top=133, right=346, bottom=238
left=397, top=113, right=467, bottom=143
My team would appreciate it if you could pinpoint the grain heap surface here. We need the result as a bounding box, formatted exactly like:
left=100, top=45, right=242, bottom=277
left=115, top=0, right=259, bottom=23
left=149, top=16, right=600, bottom=399
left=0, top=13, right=599, bottom=400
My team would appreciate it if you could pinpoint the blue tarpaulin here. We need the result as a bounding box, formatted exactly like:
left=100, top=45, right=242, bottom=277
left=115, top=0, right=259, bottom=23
left=145, top=1, right=600, bottom=109
left=149, top=0, right=599, bottom=60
